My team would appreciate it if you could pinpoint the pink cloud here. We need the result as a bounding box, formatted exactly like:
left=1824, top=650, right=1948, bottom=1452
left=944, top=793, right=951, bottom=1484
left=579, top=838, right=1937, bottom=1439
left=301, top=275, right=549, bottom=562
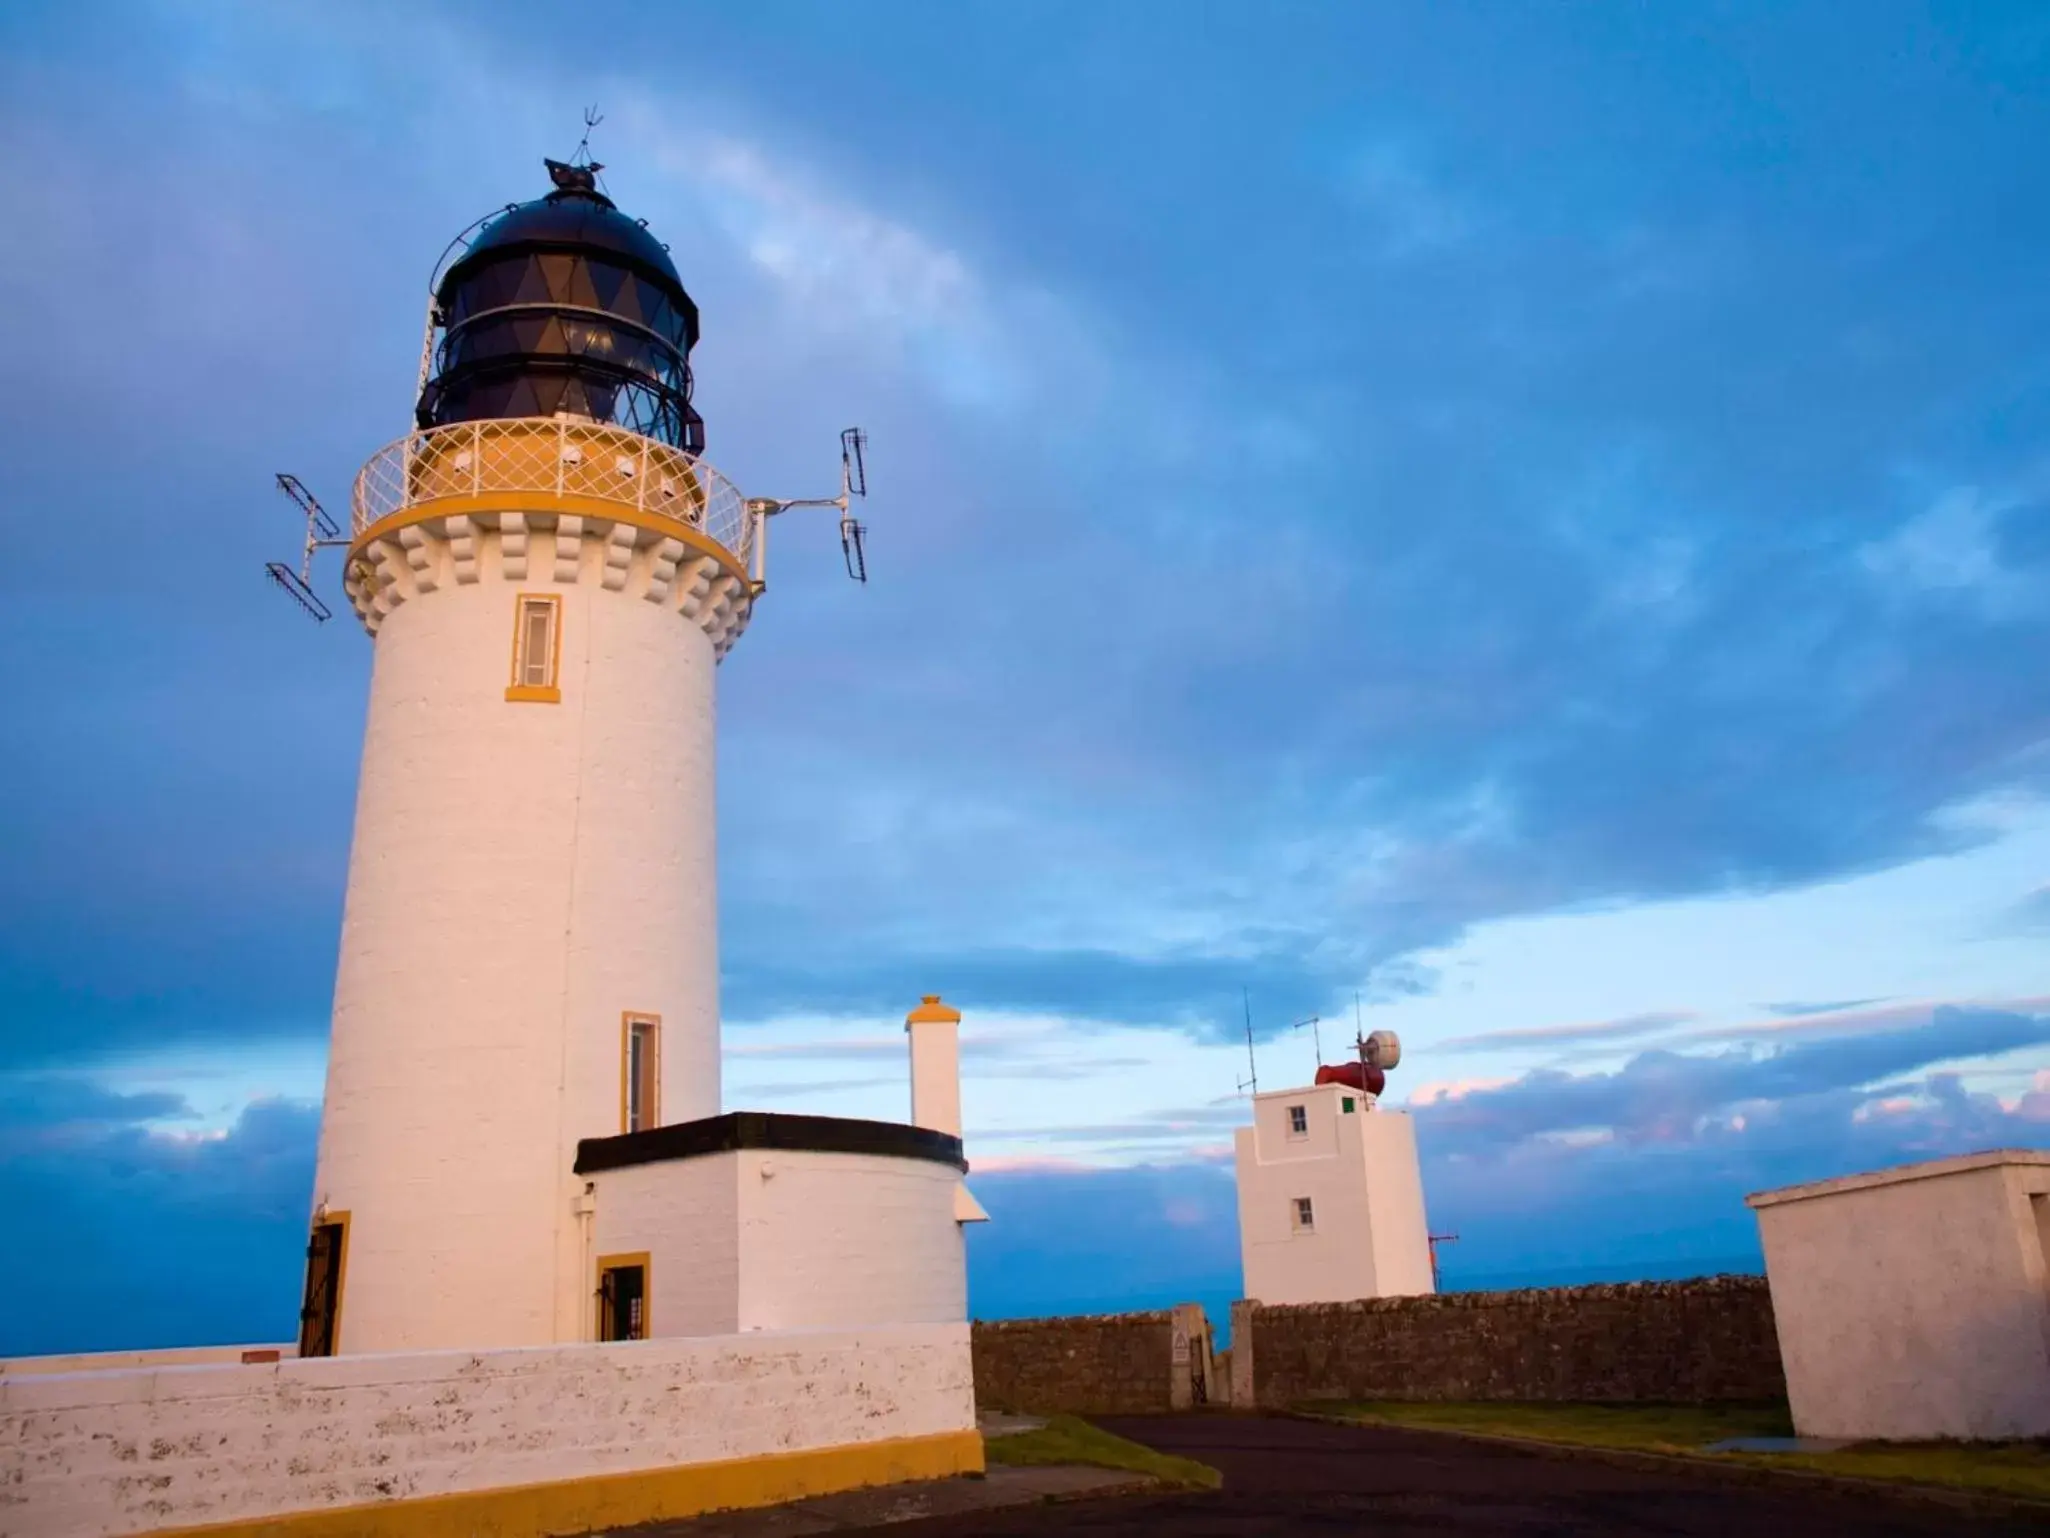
left=1405, top=1075, right=1516, bottom=1107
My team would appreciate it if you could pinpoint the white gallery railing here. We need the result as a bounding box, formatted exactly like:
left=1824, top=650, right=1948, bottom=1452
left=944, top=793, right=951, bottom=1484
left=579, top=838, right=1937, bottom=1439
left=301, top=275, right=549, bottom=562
left=352, top=417, right=753, bottom=567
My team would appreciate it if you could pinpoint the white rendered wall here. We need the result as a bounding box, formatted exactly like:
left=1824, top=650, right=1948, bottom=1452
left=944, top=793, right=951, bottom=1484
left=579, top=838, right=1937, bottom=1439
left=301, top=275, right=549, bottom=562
left=1750, top=1151, right=2050, bottom=1440
left=0, top=1324, right=975, bottom=1538
left=316, top=521, right=723, bottom=1354
left=590, top=1150, right=966, bottom=1338
left=589, top=1154, right=740, bottom=1338
left=1235, top=1084, right=1434, bottom=1306
left=737, top=1150, right=966, bottom=1331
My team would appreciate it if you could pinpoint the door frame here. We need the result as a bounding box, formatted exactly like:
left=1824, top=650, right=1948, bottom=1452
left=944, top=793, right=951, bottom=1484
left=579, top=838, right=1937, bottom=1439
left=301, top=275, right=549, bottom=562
left=297, top=1210, right=351, bottom=1357
left=595, top=1251, right=652, bottom=1342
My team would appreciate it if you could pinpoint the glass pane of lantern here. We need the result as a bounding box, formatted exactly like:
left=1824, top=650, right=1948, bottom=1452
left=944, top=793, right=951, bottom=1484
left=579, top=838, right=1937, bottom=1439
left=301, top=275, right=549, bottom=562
left=538, top=253, right=576, bottom=303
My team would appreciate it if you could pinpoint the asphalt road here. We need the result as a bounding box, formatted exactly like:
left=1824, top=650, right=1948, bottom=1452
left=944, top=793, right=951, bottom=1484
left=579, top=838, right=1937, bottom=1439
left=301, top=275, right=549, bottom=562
left=891, top=1413, right=2045, bottom=1537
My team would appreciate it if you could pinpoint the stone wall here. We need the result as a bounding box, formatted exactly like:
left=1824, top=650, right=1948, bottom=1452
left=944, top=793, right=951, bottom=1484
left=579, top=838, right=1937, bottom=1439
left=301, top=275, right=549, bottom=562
left=972, top=1304, right=1215, bottom=1414
left=1236, top=1276, right=1785, bottom=1408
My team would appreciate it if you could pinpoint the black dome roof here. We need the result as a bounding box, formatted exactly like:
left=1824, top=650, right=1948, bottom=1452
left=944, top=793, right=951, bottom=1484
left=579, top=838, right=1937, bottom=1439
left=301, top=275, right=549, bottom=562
left=445, top=185, right=684, bottom=292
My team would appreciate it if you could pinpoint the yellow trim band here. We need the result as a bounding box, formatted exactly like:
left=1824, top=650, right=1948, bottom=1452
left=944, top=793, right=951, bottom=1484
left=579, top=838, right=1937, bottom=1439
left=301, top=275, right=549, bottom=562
left=142, top=1428, right=983, bottom=1538
left=349, top=493, right=752, bottom=591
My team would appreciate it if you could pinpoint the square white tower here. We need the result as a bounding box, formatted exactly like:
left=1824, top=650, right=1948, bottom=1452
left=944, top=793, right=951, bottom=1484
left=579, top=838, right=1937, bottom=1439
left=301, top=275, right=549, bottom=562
left=1234, top=1083, right=1435, bottom=1305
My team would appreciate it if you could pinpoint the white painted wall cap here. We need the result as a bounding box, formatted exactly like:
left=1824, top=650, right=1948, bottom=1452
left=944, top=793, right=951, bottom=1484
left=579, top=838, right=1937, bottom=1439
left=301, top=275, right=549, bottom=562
left=1745, top=1147, right=2050, bottom=1209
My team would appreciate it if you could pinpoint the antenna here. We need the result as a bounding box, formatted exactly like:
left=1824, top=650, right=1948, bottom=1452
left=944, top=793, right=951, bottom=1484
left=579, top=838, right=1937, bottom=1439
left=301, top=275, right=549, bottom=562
left=1292, top=1014, right=1324, bottom=1069
left=1236, top=987, right=1259, bottom=1097
left=744, top=427, right=872, bottom=595
left=839, top=427, right=868, bottom=583
left=264, top=473, right=348, bottom=624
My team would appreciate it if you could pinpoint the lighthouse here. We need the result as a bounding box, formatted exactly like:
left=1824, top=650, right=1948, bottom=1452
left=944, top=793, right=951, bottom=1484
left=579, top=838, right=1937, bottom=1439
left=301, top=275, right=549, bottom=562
left=298, top=159, right=972, bottom=1358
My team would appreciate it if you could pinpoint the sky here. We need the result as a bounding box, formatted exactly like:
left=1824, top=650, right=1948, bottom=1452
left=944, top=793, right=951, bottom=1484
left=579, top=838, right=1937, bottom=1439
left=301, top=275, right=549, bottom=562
left=1, top=1, right=2047, bottom=1354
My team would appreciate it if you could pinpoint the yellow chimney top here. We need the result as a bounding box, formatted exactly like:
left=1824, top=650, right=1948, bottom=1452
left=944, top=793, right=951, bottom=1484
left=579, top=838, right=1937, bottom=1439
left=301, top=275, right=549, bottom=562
left=905, top=993, right=961, bottom=1026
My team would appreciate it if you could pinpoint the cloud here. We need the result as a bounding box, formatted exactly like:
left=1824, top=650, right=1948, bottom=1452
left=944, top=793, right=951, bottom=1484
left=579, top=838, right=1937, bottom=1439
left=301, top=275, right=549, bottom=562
left=1415, top=1005, right=2050, bottom=1153
left=1860, top=487, right=2049, bottom=621
left=1437, top=1011, right=1694, bottom=1053
left=1679, top=995, right=2050, bottom=1047
left=0, top=1076, right=193, bottom=1147
left=0, top=1097, right=318, bottom=1355
left=1757, top=998, right=1887, bottom=1018
left=1405, top=1076, right=1517, bottom=1107
left=6, top=4, right=2050, bottom=1094
left=724, top=1076, right=906, bottom=1103
left=2000, top=887, right=2050, bottom=935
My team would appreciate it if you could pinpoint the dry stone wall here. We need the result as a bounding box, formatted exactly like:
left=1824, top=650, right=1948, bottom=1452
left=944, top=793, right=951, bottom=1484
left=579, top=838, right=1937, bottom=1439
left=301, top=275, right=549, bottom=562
left=971, top=1306, right=1214, bottom=1414
left=1236, top=1275, right=1785, bottom=1408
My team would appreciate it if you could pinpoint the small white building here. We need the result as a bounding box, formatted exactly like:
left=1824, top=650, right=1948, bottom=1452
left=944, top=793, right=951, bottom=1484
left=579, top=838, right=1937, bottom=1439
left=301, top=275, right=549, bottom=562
left=1748, top=1148, right=2050, bottom=1441
left=1234, top=1081, right=1435, bottom=1305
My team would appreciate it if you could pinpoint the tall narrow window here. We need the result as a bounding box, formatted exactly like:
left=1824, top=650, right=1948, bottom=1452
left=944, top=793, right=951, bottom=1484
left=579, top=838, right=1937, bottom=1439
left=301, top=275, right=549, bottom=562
left=623, top=1013, right=660, bottom=1133
left=1292, top=1196, right=1315, bottom=1233
left=1287, top=1104, right=1308, bottom=1137
left=506, top=593, right=562, bottom=703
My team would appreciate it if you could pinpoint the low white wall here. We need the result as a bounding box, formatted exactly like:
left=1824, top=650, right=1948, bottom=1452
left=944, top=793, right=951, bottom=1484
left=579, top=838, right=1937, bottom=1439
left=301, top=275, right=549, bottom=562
left=0, top=1322, right=975, bottom=1538
left=1751, top=1150, right=2050, bottom=1440
left=0, top=1345, right=295, bottom=1378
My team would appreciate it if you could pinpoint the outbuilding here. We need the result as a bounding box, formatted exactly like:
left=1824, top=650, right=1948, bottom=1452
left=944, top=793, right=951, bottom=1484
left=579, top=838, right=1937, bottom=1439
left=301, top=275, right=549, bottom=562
left=1747, top=1148, right=2050, bottom=1440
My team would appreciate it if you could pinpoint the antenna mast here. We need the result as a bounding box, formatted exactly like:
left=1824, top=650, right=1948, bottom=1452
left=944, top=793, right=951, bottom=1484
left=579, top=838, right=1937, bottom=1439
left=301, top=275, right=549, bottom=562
left=744, top=427, right=870, bottom=594
left=1236, top=987, right=1259, bottom=1097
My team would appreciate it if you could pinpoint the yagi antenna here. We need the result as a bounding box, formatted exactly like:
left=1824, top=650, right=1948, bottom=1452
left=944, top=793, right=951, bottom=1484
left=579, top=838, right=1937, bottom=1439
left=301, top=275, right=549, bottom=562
left=264, top=472, right=347, bottom=624
left=743, top=427, right=872, bottom=595
left=840, top=427, right=869, bottom=583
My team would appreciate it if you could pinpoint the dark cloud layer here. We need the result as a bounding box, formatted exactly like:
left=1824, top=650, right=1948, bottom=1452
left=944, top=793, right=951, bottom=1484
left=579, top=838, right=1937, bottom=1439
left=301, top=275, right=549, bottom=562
left=1, top=10, right=2047, bottom=1059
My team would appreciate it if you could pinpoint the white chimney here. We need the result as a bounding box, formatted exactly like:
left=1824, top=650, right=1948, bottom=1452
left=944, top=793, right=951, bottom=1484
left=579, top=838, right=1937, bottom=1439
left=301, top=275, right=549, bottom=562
left=905, top=994, right=987, bottom=1224
left=905, top=994, right=963, bottom=1137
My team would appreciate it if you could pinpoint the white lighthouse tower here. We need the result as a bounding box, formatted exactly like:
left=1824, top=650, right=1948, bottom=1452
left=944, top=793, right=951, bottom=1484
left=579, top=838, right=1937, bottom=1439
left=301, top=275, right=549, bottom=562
left=293, top=159, right=941, bottom=1358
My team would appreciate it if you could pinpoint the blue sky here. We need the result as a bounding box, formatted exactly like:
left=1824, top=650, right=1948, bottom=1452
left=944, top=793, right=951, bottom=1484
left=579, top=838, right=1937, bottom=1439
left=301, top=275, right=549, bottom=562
left=2, top=1, right=2047, bottom=1353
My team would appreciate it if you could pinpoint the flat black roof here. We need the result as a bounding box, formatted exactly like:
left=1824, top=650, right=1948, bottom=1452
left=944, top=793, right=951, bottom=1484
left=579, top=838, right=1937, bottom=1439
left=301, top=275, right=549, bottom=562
left=574, top=1110, right=967, bottom=1177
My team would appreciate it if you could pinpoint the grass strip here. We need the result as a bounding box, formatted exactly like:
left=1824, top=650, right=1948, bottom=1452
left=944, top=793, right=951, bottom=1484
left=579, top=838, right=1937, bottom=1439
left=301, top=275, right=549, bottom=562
left=1319, top=1401, right=2050, bottom=1503
left=1323, top=1400, right=1792, bottom=1454
left=985, top=1414, right=1221, bottom=1490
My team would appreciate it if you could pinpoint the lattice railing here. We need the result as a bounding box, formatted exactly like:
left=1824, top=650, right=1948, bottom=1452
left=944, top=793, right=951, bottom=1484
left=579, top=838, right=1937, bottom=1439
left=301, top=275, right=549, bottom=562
left=351, top=418, right=753, bottom=566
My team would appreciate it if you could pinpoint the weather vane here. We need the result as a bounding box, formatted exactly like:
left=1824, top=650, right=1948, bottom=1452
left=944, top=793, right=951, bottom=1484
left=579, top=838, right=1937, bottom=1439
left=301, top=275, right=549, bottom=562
left=573, top=104, right=603, bottom=169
